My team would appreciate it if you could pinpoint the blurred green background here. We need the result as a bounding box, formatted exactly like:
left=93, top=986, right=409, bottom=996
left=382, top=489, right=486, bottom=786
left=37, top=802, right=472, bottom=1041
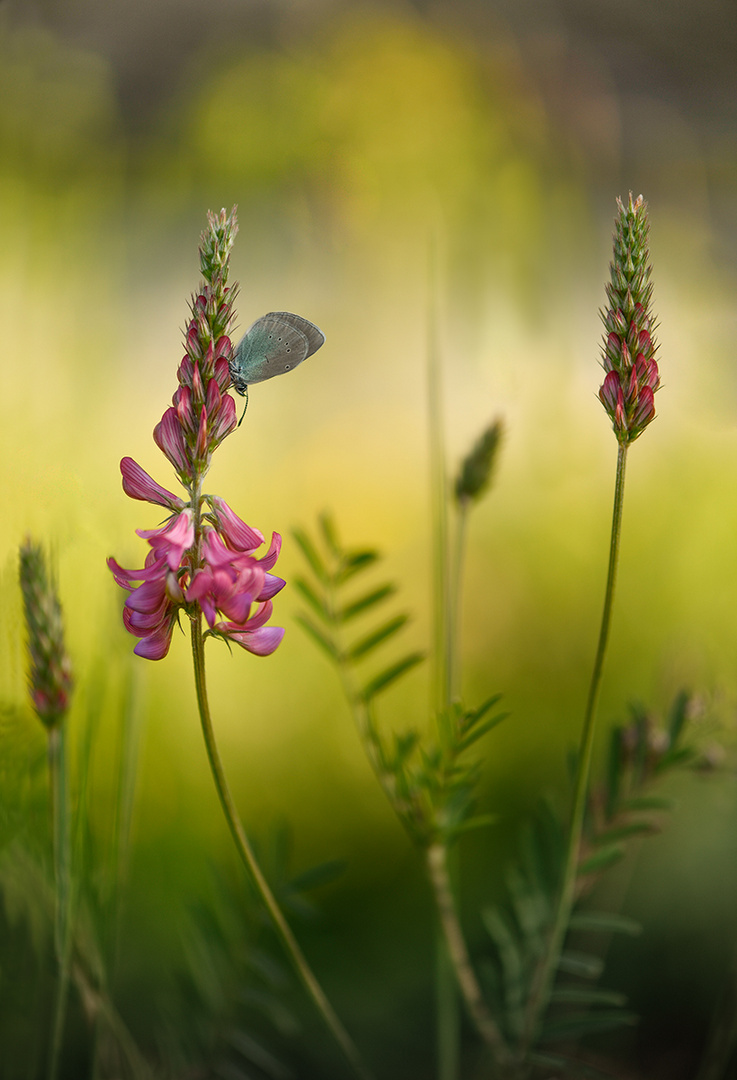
left=2, top=0, right=737, bottom=1076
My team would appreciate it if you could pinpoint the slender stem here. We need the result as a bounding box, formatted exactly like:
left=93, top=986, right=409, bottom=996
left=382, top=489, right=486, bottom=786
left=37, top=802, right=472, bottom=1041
left=427, top=843, right=511, bottom=1070
left=522, top=443, right=629, bottom=1049
left=190, top=618, right=374, bottom=1080
left=426, top=243, right=460, bottom=1080
left=449, top=502, right=469, bottom=703
left=428, top=247, right=452, bottom=715
left=47, top=725, right=72, bottom=1080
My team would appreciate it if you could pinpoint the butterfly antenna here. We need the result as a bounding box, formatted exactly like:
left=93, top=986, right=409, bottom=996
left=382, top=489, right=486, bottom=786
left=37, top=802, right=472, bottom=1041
left=237, top=387, right=249, bottom=428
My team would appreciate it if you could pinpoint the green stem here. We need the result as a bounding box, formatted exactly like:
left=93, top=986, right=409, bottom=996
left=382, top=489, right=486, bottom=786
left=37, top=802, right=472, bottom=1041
left=522, top=443, right=628, bottom=1050
left=47, top=725, right=73, bottom=1080
left=190, top=618, right=374, bottom=1080
left=427, top=843, right=511, bottom=1071
left=426, top=246, right=459, bottom=1080
left=449, top=501, right=469, bottom=704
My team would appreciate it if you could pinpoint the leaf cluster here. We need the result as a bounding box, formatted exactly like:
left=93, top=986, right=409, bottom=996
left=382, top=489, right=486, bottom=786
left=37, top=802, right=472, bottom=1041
left=580, top=690, right=701, bottom=884
left=481, top=691, right=711, bottom=1075
left=293, top=514, right=505, bottom=847
left=171, top=834, right=344, bottom=1080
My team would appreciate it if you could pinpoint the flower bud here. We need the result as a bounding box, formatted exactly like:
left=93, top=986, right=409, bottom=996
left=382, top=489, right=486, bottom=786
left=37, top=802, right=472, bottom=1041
left=19, top=540, right=73, bottom=729
left=454, top=419, right=504, bottom=506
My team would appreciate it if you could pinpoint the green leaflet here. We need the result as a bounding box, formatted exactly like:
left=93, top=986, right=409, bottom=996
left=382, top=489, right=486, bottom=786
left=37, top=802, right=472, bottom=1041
left=347, top=615, right=409, bottom=661
left=556, top=951, right=604, bottom=979
left=339, top=584, right=396, bottom=622
left=293, top=514, right=505, bottom=849
left=540, top=1008, right=638, bottom=1042
left=361, top=654, right=425, bottom=700
left=568, top=911, right=642, bottom=937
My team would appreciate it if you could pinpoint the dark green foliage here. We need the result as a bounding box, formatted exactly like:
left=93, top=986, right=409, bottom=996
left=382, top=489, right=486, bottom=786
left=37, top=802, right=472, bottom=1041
left=170, top=832, right=342, bottom=1079
left=170, top=864, right=298, bottom=1079
left=480, top=690, right=711, bottom=1072
left=528, top=1050, right=617, bottom=1079
left=293, top=514, right=505, bottom=846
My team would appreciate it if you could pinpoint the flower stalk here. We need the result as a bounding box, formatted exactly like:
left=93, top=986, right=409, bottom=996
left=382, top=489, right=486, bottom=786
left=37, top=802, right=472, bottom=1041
left=19, top=540, right=74, bottom=1080
left=521, top=443, right=628, bottom=1049
left=191, top=616, right=374, bottom=1080
left=522, top=194, right=659, bottom=1052
left=427, top=255, right=510, bottom=1076
left=109, top=208, right=371, bottom=1080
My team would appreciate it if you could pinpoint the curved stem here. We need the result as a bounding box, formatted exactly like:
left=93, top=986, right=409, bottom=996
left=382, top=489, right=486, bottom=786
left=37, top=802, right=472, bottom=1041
left=427, top=843, right=511, bottom=1069
left=190, top=619, right=374, bottom=1080
left=522, top=443, right=628, bottom=1050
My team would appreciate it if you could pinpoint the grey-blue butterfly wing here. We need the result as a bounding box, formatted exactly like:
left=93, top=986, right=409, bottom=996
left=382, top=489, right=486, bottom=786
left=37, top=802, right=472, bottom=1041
left=230, top=311, right=325, bottom=395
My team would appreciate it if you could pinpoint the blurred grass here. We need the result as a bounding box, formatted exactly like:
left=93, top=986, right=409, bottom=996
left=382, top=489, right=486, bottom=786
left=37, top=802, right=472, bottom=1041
left=2, top=6, right=737, bottom=1076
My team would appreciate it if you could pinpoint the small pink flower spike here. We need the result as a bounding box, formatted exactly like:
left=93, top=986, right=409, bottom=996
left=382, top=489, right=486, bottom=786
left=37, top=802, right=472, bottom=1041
left=598, top=194, right=660, bottom=445
left=19, top=540, right=73, bottom=729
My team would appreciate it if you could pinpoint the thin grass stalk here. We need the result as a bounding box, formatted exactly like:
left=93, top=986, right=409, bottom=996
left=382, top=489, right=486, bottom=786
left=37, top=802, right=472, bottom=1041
left=189, top=617, right=374, bottom=1080
left=426, top=245, right=461, bottom=1080
left=47, top=724, right=73, bottom=1080
left=449, top=501, right=469, bottom=704
left=522, top=443, right=628, bottom=1050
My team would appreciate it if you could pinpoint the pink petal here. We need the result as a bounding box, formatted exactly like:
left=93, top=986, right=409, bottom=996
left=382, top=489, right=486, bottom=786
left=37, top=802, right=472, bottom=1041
left=195, top=406, right=208, bottom=459
left=241, top=600, right=274, bottom=631
left=120, top=458, right=185, bottom=509
left=227, top=625, right=285, bottom=656
left=259, top=532, right=282, bottom=571
left=133, top=625, right=175, bottom=660
left=599, top=370, right=621, bottom=411
left=213, top=356, right=231, bottom=391
left=211, top=497, right=264, bottom=552
left=125, top=578, right=168, bottom=614
left=154, top=408, right=190, bottom=475
left=259, top=574, right=286, bottom=601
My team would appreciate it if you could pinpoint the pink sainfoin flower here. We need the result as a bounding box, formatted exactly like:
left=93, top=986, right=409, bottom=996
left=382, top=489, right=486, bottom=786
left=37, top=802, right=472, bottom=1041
left=108, top=209, right=285, bottom=660
left=19, top=539, right=74, bottom=729
left=598, top=194, right=660, bottom=445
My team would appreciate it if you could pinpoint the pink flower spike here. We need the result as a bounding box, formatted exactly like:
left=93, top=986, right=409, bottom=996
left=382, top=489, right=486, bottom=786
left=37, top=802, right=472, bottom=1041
left=120, top=457, right=185, bottom=510
left=211, top=497, right=265, bottom=552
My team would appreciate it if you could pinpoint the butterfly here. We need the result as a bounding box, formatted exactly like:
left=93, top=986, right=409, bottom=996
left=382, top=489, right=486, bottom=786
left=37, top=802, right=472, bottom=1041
left=229, top=311, right=325, bottom=397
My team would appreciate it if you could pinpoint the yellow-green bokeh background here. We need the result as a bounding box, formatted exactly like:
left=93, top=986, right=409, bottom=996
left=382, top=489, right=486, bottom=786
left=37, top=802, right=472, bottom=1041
left=2, top=2, right=737, bottom=1075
